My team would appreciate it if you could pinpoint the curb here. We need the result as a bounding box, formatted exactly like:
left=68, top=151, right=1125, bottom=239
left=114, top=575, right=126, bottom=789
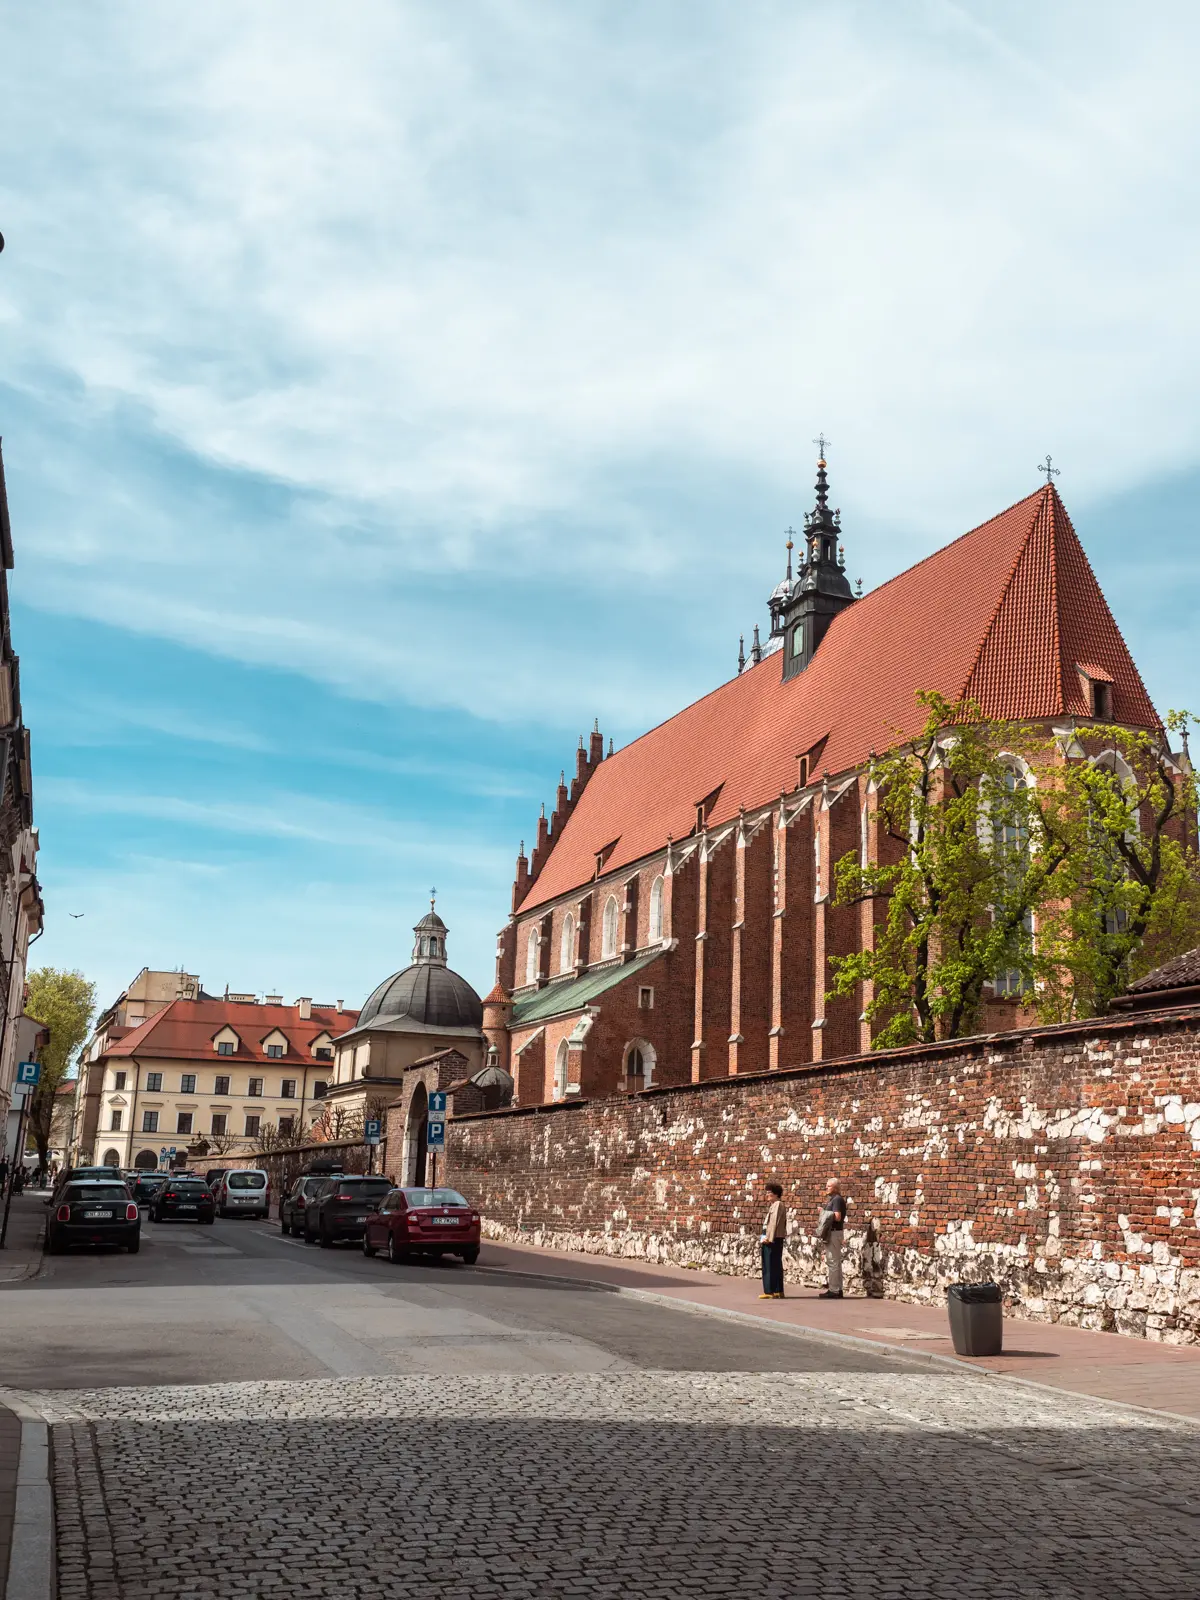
left=2, top=1398, right=53, bottom=1600
left=470, top=1259, right=1200, bottom=1432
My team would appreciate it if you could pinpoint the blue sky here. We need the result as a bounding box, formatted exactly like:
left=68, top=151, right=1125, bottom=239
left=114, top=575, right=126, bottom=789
left=2, top=1, right=1200, bottom=1010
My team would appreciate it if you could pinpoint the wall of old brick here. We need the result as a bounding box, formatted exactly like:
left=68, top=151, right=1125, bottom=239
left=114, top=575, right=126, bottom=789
left=446, top=1004, right=1200, bottom=1343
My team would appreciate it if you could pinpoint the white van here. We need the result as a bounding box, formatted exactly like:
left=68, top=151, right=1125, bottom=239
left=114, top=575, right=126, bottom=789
left=214, top=1168, right=269, bottom=1219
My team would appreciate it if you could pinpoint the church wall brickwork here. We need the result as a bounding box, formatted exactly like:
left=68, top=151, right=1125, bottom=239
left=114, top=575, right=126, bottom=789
left=446, top=1005, right=1200, bottom=1344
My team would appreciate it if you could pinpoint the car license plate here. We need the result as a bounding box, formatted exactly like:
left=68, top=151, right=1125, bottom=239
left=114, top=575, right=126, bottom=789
left=351, top=1215, right=366, bottom=1223
left=178, top=1205, right=197, bottom=1211
left=431, top=1217, right=459, bottom=1226
left=84, top=1210, right=113, bottom=1220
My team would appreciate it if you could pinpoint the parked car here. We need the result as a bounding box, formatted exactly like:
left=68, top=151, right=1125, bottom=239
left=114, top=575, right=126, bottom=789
left=280, top=1174, right=336, bottom=1237
left=304, top=1175, right=393, bottom=1246
left=150, top=1179, right=215, bottom=1224
left=204, top=1168, right=226, bottom=1189
left=361, top=1187, right=481, bottom=1265
left=46, top=1179, right=141, bottom=1254
left=127, top=1173, right=166, bottom=1204
left=47, top=1166, right=123, bottom=1208
left=212, top=1169, right=270, bottom=1219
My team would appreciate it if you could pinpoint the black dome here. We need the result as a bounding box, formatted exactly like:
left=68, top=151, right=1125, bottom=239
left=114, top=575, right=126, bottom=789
left=358, top=962, right=483, bottom=1029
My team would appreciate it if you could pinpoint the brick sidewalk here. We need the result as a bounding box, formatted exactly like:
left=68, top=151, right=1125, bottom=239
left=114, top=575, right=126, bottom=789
left=479, top=1237, right=1200, bottom=1421
left=0, top=1192, right=47, bottom=1284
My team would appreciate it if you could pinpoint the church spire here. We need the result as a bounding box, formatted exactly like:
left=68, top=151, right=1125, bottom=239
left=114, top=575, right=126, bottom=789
left=780, top=440, right=856, bottom=681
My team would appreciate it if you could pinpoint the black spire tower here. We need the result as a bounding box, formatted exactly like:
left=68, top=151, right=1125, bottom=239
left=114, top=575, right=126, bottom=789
left=779, top=445, right=855, bottom=680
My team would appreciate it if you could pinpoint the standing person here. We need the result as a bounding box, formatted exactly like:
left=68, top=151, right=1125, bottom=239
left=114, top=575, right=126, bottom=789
left=817, top=1177, right=848, bottom=1299
left=0, top=1158, right=8, bottom=1192
left=759, top=1181, right=787, bottom=1299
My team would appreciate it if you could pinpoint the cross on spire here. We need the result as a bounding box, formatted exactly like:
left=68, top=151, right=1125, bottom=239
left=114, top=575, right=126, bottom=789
left=430, top=886, right=437, bottom=909
left=1037, top=454, right=1060, bottom=486
left=812, top=432, right=830, bottom=462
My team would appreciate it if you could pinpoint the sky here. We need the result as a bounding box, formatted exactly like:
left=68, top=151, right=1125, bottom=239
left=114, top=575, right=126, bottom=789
left=2, top=0, right=1200, bottom=1012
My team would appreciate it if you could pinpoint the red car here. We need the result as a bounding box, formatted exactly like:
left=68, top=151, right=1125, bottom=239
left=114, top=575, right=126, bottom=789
left=361, top=1186, right=481, bottom=1265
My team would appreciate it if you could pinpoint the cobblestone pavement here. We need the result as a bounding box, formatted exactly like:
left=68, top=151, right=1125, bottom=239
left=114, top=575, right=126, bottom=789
left=17, top=1368, right=1200, bottom=1600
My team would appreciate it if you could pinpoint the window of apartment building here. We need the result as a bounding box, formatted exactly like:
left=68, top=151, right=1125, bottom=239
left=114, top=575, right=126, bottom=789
left=265, top=1043, right=285, bottom=1058
left=312, top=1080, right=328, bottom=1099
left=176, top=1113, right=193, bottom=1136
left=280, top=1079, right=296, bottom=1099
left=314, top=1045, right=332, bottom=1060
left=113, top=1071, right=127, bottom=1091
left=210, top=1113, right=227, bottom=1136
left=214, top=1075, right=230, bottom=1097
left=247, top=1077, right=264, bottom=1098
left=279, top=1116, right=295, bottom=1137
left=110, top=1110, right=123, bottom=1131
left=145, top=1072, right=162, bottom=1092
left=244, top=1115, right=261, bottom=1137
left=180, top=1074, right=196, bottom=1095
left=141, top=1111, right=159, bottom=1133
left=216, top=1040, right=235, bottom=1056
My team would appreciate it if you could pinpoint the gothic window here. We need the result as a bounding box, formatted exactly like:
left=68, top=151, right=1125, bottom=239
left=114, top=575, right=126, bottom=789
left=649, top=876, right=665, bottom=943
left=992, top=757, right=1033, bottom=996
left=602, top=895, right=619, bottom=959
left=525, top=927, right=539, bottom=985
left=624, top=1038, right=656, bottom=1086
left=553, top=1039, right=569, bottom=1101
left=560, top=912, right=575, bottom=973
left=813, top=824, right=822, bottom=902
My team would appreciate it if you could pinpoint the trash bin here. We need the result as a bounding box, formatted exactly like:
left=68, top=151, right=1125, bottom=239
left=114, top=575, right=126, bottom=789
left=946, top=1281, right=1003, bottom=1357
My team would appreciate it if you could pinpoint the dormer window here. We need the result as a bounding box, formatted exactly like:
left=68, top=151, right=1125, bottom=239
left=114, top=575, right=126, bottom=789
left=216, top=1040, right=235, bottom=1056
left=266, top=1043, right=284, bottom=1058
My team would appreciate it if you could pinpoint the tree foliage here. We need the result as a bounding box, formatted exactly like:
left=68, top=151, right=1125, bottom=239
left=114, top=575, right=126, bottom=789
left=23, top=967, right=97, bottom=1166
left=829, top=694, right=1200, bottom=1047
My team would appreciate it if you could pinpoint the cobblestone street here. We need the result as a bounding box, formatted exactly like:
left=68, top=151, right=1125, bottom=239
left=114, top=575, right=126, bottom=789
left=21, top=1368, right=1200, bottom=1600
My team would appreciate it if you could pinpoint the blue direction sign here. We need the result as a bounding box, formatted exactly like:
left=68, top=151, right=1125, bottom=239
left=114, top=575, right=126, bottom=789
left=428, top=1091, right=448, bottom=1117
left=426, top=1118, right=446, bottom=1150
left=364, top=1118, right=381, bottom=1146
left=15, top=1061, right=40, bottom=1087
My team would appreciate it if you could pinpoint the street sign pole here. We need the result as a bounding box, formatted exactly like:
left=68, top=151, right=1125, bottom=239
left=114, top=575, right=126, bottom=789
left=0, top=1087, right=30, bottom=1250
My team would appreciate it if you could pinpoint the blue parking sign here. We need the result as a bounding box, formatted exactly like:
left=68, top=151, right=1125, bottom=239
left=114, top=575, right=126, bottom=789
left=364, top=1119, right=381, bottom=1145
left=15, top=1061, right=40, bottom=1086
left=426, top=1118, right=446, bottom=1150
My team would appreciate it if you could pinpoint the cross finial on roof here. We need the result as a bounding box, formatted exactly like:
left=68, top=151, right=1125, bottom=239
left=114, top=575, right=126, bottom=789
left=1037, top=454, right=1060, bottom=486
left=430, top=886, right=437, bottom=909
left=812, top=432, right=830, bottom=464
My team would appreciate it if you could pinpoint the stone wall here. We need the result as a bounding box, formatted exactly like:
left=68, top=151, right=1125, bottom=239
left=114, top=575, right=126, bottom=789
left=445, top=1003, right=1200, bottom=1343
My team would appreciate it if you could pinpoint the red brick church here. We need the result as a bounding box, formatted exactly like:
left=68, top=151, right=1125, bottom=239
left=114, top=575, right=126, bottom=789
left=482, top=457, right=1160, bottom=1105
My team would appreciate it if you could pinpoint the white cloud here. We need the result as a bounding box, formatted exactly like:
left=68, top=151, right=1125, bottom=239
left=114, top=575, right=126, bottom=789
left=4, top=1, right=1200, bottom=723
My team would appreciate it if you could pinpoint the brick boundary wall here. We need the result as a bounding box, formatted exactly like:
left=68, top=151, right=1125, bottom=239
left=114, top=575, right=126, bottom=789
left=445, top=1004, right=1200, bottom=1344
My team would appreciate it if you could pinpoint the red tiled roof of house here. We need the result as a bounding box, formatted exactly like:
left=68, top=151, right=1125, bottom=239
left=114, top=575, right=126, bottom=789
left=104, top=998, right=359, bottom=1062
left=520, top=485, right=1159, bottom=913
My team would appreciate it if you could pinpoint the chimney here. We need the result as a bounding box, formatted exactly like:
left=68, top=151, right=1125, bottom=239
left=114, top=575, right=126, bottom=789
left=265, top=993, right=283, bottom=1007
left=335, top=998, right=344, bottom=1014
left=296, top=997, right=312, bottom=1021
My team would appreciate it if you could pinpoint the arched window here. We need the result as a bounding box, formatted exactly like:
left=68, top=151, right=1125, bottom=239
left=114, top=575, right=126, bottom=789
left=624, top=1038, right=656, bottom=1087
left=791, top=623, right=804, bottom=661
left=813, top=823, right=822, bottom=901
left=102, top=1148, right=122, bottom=1167
left=525, top=927, right=539, bottom=985
left=560, top=912, right=575, bottom=972
left=648, top=877, right=665, bottom=943
left=991, top=756, right=1034, bottom=997
left=553, top=1039, right=569, bottom=1100
left=601, top=895, right=619, bottom=959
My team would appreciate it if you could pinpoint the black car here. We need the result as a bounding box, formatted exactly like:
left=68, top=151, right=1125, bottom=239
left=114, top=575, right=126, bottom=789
left=47, top=1165, right=122, bottom=1208
left=150, top=1180, right=216, bottom=1224
left=280, top=1174, right=338, bottom=1237
left=305, top=1175, right=393, bottom=1246
left=46, top=1180, right=141, bottom=1254
left=130, top=1173, right=169, bottom=1206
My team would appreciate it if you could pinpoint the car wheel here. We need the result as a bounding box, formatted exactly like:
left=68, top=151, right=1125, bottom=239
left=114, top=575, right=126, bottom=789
left=203, top=1215, right=214, bottom=1225
left=461, top=1246, right=480, bottom=1265
left=280, top=1216, right=292, bottom=1236
left=150, top=1209, right=160, bottom=1224
left=387, top=1233, right=408, bottom=1265
left=44, top=1231, right=59, bottom=1254
left=362, top=1234, right=377, bottom=1258
left=318, top=1224, right=333, bottom=1248
left=126, top=1237, right=140, bottom=1254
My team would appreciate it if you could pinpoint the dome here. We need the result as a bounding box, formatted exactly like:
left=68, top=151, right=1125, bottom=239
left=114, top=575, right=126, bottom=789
left=357, top=899, right=483, bottom=1029
left=358, top=963, right=483, bottom=1029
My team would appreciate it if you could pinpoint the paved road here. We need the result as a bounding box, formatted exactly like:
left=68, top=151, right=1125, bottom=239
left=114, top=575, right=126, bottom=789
left=9, top=1213, right=1200, bottom=1599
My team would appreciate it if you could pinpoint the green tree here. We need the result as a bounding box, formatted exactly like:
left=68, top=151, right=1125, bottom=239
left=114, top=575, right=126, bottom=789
left=23, top=967, right=96, bottom=1170
left=829, top=695, right=1200, bottom=1046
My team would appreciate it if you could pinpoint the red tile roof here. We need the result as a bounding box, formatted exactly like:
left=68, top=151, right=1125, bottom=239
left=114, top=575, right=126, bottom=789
left=520, top=486, right=1159, bottom=913
left=104, top=998, right=359, bottom=1062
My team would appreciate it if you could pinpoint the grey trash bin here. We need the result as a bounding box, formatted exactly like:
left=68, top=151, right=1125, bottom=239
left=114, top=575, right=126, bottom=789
left=947, top=1282, right=1003, bottom=1357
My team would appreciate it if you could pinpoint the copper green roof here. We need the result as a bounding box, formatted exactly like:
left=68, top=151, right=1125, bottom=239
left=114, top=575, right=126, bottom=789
left=510, top=949, right=665, bottom=1027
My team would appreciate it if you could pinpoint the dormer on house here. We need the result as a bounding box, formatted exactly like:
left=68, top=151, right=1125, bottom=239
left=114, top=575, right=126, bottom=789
left=213, top=1026, right=240, bottom=1056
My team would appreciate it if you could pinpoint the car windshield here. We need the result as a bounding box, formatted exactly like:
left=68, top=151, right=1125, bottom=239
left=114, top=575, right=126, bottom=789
left=228, top=1173, right=266, bottom=1189
left=65, top=1184, right=128, bottom=1203
left=336, top=1180, right=391, bottom=1195
left=402, top=1189, right=469, bottom=1208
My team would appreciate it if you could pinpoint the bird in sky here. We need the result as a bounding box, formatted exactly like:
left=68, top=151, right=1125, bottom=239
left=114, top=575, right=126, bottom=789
left=68, top=913, right=84, bottom=919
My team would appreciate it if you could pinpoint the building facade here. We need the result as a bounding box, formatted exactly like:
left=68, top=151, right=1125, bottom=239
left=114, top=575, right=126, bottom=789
left=76, top=987, right=358, bottom=1168
left=484, top=464, right=1164, bottom=1105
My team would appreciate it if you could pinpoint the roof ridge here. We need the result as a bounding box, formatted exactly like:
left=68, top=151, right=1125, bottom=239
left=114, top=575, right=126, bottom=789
left=959, top=487, right=1048, bottom=703
left=1047, top=485, right=1065, bottom=711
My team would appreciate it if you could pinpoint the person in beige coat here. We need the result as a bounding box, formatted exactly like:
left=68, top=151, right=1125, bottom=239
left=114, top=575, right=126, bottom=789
left=817, top=1177, right=848, bottom=1298
left=759, top=1181, right=786, bottom=1298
